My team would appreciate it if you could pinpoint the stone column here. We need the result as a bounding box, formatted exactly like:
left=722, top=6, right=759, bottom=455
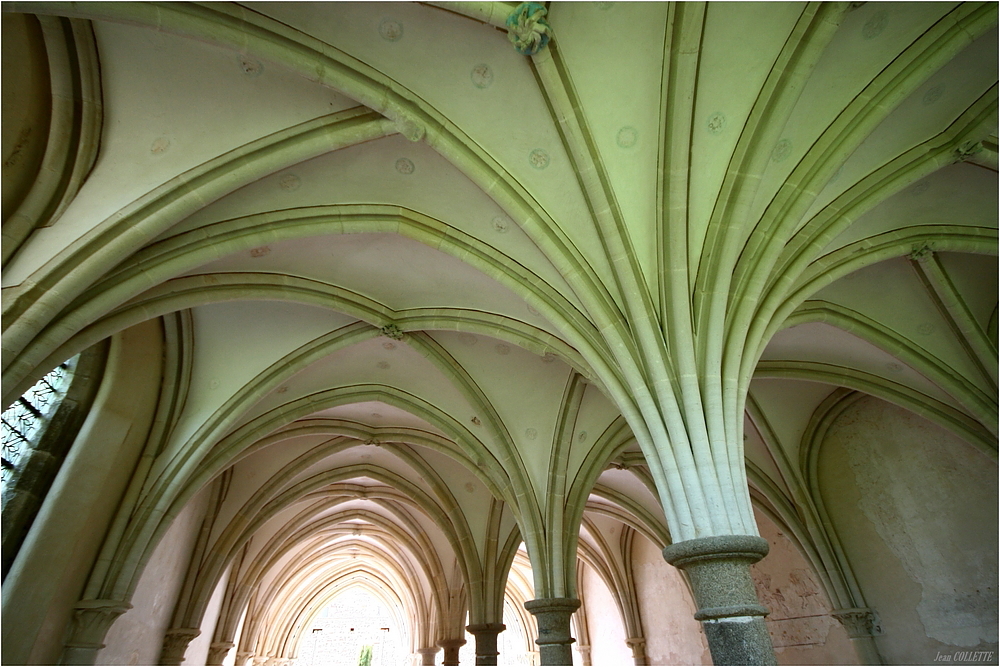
left=523, top=598, right=580, bottom=666
left=159, top=627, right=201, bottom=665
left=576, top=644, right=592, bottom=665
left=625, top=637, right=647, bottom=665
left=437, top=638, right=466, bottom=666
left=207, top=641, right=235, bottom=665
left=466, top=623, right=505, bottom=666
left=417, top=647, right=440, bottom=665
left=833, top=607, right=884, bottom=665
left=235, top=651, right=254, bottom=666
left=662, top=535, right=776, bottom=666
left=59, top=599, right=132, bottom=665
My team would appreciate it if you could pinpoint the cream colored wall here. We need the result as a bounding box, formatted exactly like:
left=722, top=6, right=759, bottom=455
left=751, top=510, right=858, bottom=665
left=184, top=564, right=231, bottom=666
left=630, top=534, right=710, bottom=665
left=819, top=395, right=999, bottom=665
left=579, top=563, right=630, bottom=665
left=0, top=320, right=164, bottom=666
left=99, top=485, right=211, bottom=665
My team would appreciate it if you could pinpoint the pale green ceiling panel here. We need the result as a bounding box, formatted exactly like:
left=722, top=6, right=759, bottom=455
left=743, top=414, right=792, bottom=502
left=567, top=382, right=629, bottom=487
left=688, top=1, right=803, bottom=268
left=747, top=379, right=838, bottom=462
left=547, top=2, right=669, bottom=300
left=935, top=251, right=999, bottom=329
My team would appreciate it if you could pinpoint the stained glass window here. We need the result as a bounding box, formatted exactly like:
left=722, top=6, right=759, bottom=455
left=1, top=359, right=75, bottom=488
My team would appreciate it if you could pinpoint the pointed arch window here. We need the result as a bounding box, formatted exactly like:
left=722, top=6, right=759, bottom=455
left=1, top=358, right=76, bottom=487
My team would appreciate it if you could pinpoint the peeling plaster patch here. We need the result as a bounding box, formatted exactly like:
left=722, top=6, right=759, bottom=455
left=470, top=416, right=481, bottom=426
left=495, top=344, right=510, bottom=355
left=922, top=84, right=945, bottom=106
left=238, top=55, right=263, bottom=77
left=278, top=174, right=300, bottom=191
left=529, top=148, right=550, bottom=170
left=862, top=11, right=888, bottom=39
left=379, top=19, right=403, bottom=42
left=382, top=342, right=397, bottom=350
left=150, top=137, right=170, bottom=154
left=376, top=361, right=390, bottom=370
left=771, top=139, right=792, bottom=163
left=249, top=246, right=270, bottom=258
left=525, top=428, right=537, bottom=440
left=471, top=64, right=493, bottom=89
left=459, top=333, right=478, bottom=346
left=707, top=112, right=726, bottom=135
left=395, top=158, right=414, bottom=175
left=616, top=126, right=638, bottom=148
left=840, top=399, right=999, bottom=646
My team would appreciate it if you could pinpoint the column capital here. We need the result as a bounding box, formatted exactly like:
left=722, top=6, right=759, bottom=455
left=437, top=638, right=467, bottom=649
left=523, top=597, right=581, bottom=618
left=466, top=622, right=506, bottom=634
left=160, top=627, right=201, bottom=665
left=63, top=599, right=133, bottom=650
left=207, top=641, right=235, bottom=665
left=662, top=534, right=769, bottom=567
left=234, top=652, right=254, bottom=666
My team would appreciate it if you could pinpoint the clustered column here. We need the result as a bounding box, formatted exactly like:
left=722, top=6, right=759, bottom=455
left=662, top=536, right=777, bottom=665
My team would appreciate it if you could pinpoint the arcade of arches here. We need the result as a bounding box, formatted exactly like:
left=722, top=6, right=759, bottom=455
left=1, top=2, right=997, bottom=666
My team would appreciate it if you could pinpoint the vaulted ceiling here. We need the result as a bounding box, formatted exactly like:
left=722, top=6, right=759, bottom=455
left=2, top=1, right=997, bottom=657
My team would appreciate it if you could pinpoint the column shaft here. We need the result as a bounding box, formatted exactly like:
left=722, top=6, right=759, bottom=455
left=663, top=535, right=776, bottom=666
left=523, top=598, right=580, bottom=666
left=466, top=623, right=504, bottom=666
left=437, top=638, right=466, bottom=666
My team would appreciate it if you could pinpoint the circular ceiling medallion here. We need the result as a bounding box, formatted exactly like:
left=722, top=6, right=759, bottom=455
left=910, top=181, right=930, bottom=196
left=275, top=386, right=289, bottom=394
left=238, top=55, right=263, bottom=77
left=459, top=333, right=478, bottom=346
left=492, top=217, right=509, bottom=233
left=249, top=246, right=270, bottom=258
left=379, top=18, right=403, bottom=42
left=209, top=378, right=220, bottom=390
left=706, top=112, right=726, bottom=135
left=886, top=362, right=903, bottom=372
left=376, top=361, right=390, bottom=369
left=470, top=416, right=482, bottom=426
left=578, top=430, right=588, bottom=442
left=464, top=482, right=476, bottom=493
left=525, top=428, right=537, bottom=440
left=917, top=323, right=934, bottom=335
left=382, top=341, right=397, bottom=350
left=471, top=64, right=493, bottom=89
left=529, top=148, right=550, bottom=170
left=150, top=137, right=170, bottom=154
left=862, top=11, right=888, bottom=39
left=541, top=353, right=556, bottom=363
left=771, top=138, right=792, bottom=163
left=395, top=158, right=415, bottom=175
left=922, top=84, right=945, bottom=106
left=495, top=343, right=510, bottom=355
left=527, top=304, right=540, bottom=315
left=279, top=173, right=301, bottom=191
left=616, top=126, right=638, bottom=148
